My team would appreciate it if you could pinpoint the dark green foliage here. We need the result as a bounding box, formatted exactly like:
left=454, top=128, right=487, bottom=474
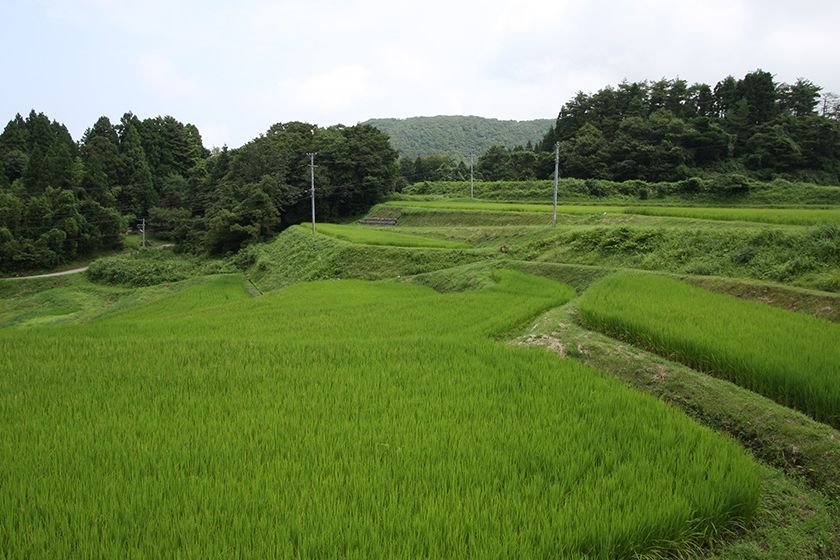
left=0, top=182, right=123, bottom=272
left=197, top=122, right=398, bottom=255
left=400, top=154, right=466, bottom=184
left=0, top=109, right=398, bottom=268
left=520, top=70, right=840, bottom=184
left=79, top=117, right=120, bottom=205
left=116, top=113, right=157, bottom=216
left=0, top=110, right=207, bottom=272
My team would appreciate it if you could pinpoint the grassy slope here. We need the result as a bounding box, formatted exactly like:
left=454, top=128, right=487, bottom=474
left=0, top=272, right=761, bottom=558
left=523, top=225, right=840, bottom=292
left=686, top=276, right=840, bottom=323
left=242, top=225, right=486, bottom=292
left=0, top=272, right=248, bottom=329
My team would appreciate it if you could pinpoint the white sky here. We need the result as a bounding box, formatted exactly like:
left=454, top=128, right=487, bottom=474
left=2, top=0, right=839, bottom=148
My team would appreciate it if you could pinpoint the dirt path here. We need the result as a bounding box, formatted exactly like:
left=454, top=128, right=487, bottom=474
left=1, top=266, right=89, bottom=281
left=1, top=244, right=175, bottom=282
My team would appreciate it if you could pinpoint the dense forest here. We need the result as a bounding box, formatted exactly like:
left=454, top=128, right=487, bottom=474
left=0, top=112, right=397, bottom=271
left=363, top=116, right=553, bottom=160
left=400, top=70, right=840, bottom=185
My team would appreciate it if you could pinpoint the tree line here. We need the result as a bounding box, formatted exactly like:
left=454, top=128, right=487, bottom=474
left=0, top=112, right=398, bottom=271
left=399, top=70, right=840, bottom=185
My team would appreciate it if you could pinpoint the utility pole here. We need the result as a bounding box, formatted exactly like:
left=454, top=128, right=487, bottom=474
left=139, top=217, right=146, bottom=248
left=307, top=152, right=317, bottom=237
left=552, top=142, right=559, bottom=227
left=469, top=154, right=475, bottom=199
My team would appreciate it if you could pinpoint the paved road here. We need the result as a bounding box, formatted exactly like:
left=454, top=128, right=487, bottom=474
left=1, top=266, right=89, bottom=281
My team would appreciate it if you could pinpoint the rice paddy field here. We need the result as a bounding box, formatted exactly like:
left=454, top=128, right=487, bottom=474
left=313, top=222, right=470, bottom=248
left=578, top=273, right=840, bottom=427
left=0, top=272, right=762, bottom=558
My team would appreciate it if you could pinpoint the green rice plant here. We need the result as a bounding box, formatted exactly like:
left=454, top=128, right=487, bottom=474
left=0, top=271, right=760, bottom=558
left=313, top=222, right=470, bottom=248
left=579, top=273, right=840, bottom=427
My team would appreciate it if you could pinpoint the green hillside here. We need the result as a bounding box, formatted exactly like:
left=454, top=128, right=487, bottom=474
left=362, top=115, right=553, bottom=160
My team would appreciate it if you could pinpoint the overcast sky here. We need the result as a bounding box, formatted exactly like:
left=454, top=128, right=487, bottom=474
left=2, top=0, right=838, bottom=148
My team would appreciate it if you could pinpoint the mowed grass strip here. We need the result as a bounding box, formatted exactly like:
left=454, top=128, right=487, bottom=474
left=579, top=273, right=840, bottom=427
left=0, top=272, right=760, bottom=558
left=312, top=222, right=470, bottom=248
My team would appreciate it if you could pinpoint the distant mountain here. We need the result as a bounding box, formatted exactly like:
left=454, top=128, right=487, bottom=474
left=361, top=115, right=553, bottom=161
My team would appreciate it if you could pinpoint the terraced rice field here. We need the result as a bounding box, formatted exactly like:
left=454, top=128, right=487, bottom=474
left=384, top=200, right=840, bottom=226
left=579, top=273, right=840, bottom=427
left=313, top=222, right=470, bottom=248
left=0, top=272, right=760, bottom=558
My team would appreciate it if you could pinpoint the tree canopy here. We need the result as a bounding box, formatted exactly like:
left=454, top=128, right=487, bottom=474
left=0, top=111, right=398, bottom=271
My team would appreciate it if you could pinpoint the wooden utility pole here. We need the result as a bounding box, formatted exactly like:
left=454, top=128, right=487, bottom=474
left=469, top=154, right=475, bottom=199
left=307, top=153, right=317, bottom=237
left=552, top=142, right=559, bottom=227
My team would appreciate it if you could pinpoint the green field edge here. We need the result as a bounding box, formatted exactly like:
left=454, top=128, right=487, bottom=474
left=402, top=259, right=840, bottom=323
left=381, top=199, right=840, bottom=227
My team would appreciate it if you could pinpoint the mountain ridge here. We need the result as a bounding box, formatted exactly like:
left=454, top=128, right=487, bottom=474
left=361, top=115, right=553, bottom=160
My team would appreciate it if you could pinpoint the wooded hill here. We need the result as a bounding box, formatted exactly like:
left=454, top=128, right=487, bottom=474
left=0, top=112, right=398, bottom=271
left=362, top=116, right=553, bottom=160
left=395, top=70, right=840, bottom=186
